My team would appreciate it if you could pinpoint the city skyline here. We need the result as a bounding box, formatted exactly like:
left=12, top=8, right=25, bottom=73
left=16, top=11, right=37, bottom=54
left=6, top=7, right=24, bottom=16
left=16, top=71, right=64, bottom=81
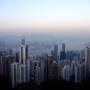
left=0, top=37, right=89, bottom=89
left=0, top=0, right=90, bottom=89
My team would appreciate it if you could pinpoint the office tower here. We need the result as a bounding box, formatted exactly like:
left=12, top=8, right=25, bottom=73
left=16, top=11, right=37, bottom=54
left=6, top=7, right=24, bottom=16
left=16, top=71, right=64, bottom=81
left=18, top=64, right=26, bottom=83
left=51, top=45, right=58, bottom=61
left=60, top=43, right=66, bottom=60
left=54, top=45, right=58, bottom=60
left=11, top=62, right=19, bottom=88
left=26, top=59, right=30, bottom=82
left=19, top=38, right=29, bottom=64
left=85, top=46, right=90, bottom=64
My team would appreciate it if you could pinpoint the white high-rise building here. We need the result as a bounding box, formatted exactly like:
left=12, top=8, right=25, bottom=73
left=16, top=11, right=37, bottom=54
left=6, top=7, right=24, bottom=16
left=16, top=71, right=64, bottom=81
left=11, top=62, right=19, bottom=88
left=75, top=63, right=82, bottom=83
left=19, top=38, right=28, bottom=64
left=18, top=64, right=26, bottom=83
left=61, top=64, right=71, bottom=81
left=11, top=38, right=30, bottom=87
left=11, top=62, right=27, bottom=87
left=61, top=65, right=67, bottom=80
left=85, top=46, right=90, bottom=64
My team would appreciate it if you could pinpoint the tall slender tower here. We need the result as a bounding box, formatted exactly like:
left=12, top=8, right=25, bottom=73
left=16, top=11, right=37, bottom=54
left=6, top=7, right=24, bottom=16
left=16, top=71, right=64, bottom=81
left=60, top=43, right=66, bottom=60
left=52, top=45, right=58, bottom=60
left=19, top=37, right=28, bottom=64
left=19, top=64, right=26, bottom=83
left=11, top=62, right=19, bottom=88
left=85, top=46, right=90, bottom=64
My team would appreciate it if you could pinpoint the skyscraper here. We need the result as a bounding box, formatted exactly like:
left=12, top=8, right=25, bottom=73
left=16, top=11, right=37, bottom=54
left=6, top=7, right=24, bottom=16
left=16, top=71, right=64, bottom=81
left=61, top=65, right=71, bottom=81
left=51, top=45, right=58, bottom=61
left=75, top=64, right=82, bottom=83
left=10, top=38, right=30, bottom=87
left=60, top=43, right=66, bottom=60
left=85, top=46, right=90, bottom=64
left=11, top=62, right=27, bottom=87
left=19, top=38, right=29, bottom=64
left=26, top=59, right=30, bottom=82
left=33, top=60, right=41, bottom=85
left=11, top=62, right=19, bottom=88
left=18, top=64, right=26, bottom=83
left=48, top=60, right=58, bottom=80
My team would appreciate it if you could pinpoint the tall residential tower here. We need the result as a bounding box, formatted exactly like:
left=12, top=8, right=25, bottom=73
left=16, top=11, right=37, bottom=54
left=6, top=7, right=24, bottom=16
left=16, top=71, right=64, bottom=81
left=19, top=37, right=28, bottom=64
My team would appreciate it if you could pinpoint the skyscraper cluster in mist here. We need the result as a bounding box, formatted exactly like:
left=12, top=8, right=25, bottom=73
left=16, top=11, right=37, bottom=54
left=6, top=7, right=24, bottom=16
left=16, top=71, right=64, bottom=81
left=0, top=38, right=90, bottom=88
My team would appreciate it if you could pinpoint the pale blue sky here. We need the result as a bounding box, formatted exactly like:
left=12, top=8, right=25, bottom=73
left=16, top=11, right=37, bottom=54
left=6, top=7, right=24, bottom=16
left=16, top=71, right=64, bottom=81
left=0, top=0, right=90, bottom=49
left=0, top=0, right=90, bottom=31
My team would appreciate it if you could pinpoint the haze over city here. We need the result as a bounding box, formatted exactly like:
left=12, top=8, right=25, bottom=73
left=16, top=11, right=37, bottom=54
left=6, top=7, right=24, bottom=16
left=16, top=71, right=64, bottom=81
left=0, top=0, right=90, bottom=49
left=1, top=0, right=90, bottom=90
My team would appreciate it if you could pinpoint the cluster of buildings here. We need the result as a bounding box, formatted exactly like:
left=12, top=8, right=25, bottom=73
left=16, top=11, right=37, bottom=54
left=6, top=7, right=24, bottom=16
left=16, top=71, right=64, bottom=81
left=0, top=38, right=90, bottom=88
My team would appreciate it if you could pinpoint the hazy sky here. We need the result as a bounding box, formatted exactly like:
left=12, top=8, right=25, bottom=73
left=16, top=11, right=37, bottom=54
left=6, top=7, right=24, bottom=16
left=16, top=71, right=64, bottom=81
left=0, top=0, right=90, bottom=33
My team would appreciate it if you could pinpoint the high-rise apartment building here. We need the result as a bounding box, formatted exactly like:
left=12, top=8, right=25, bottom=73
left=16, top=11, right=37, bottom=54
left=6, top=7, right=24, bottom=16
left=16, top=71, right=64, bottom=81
left=85, top=46, right=90, bottom=64
left=11, top=62, right=19, bottom=88
left=19, top=38, right=28, bottom=64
